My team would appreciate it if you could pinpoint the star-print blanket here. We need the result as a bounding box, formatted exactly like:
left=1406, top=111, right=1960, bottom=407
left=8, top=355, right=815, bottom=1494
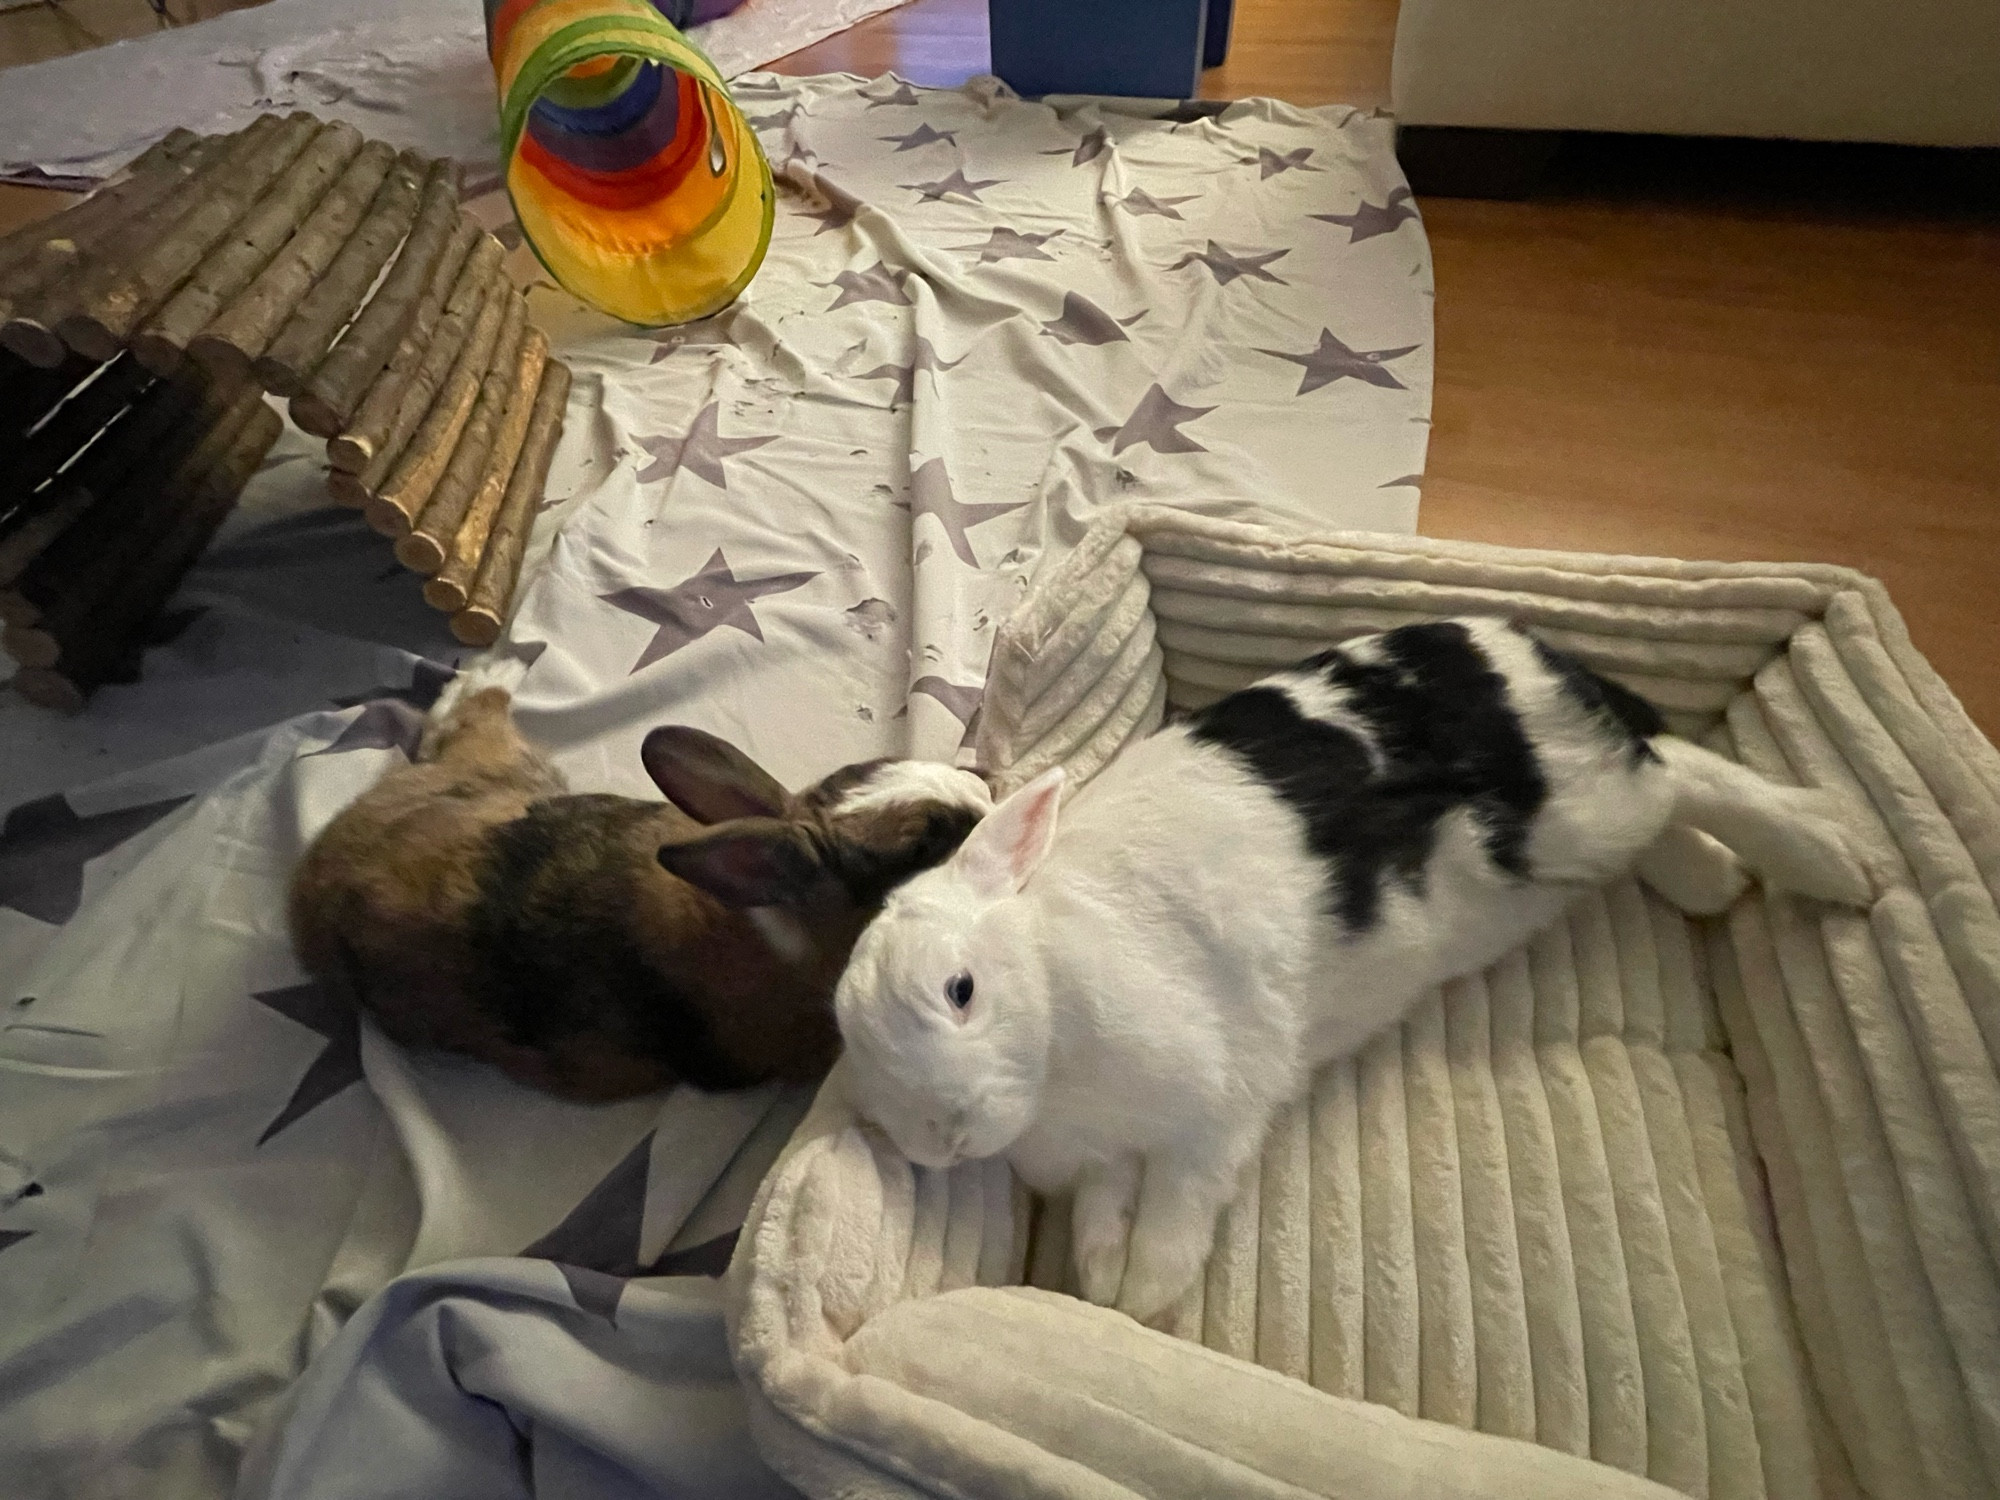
left=0, top=73, right=1431, bottom=1500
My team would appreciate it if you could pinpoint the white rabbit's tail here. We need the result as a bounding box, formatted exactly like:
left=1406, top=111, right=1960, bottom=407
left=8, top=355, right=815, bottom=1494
left=1648, top=737, right=1876, bottom=908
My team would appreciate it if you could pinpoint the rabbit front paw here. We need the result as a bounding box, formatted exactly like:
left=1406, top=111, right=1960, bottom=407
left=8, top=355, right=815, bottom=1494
left=1071, top=1157, right=1140, bottom=1307
left=1116, top=1224, right=1209, bottom=1326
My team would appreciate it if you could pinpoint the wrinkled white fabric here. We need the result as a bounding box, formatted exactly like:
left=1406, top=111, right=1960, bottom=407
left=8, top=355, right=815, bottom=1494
left=0, top=74, right=1431, bottom=1500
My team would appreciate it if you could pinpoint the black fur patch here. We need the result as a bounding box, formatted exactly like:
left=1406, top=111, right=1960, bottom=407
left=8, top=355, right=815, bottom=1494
left=1189, top=622, right=1547, bottom=931
left=1529, top=637, right=1664, bottom=760
left=818, top=802, right=984, bottom=906
left=469, top=795, right=758, bottom=1091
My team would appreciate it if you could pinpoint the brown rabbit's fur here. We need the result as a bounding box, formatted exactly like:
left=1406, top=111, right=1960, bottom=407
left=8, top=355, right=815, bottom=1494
left=288, top=688, right=988, bottom=1101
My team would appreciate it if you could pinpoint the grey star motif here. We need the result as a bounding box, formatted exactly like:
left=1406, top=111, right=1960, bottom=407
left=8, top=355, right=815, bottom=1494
left=521, top=1128, right=744, bottom=1320
left=820, top=261, right=912, bottom=310
left=881, top=123, right=956, bottom=152
left=1093, top=384, right=1215, bottom=455
left=864, top=80, right=922, bottom=108
left=647, top=310, right=738, bottom=362
left=1171, top=240, right=1291, bottom=286
left=305, top=701, right=425, bottom=759
left=634, top=403, right=776, bottom=489
left=947, top=227, right=1061, bottom=264
left=1040, top=291, right=1145, bottom=346
left=910, top=458, right=1027, bottom=568
left=1, top=792, right=193, bottom=924
left=1257, top=328, right=1419, bottom=394
left=901, top=168, right=1005, bottom=205
left=0, top=1229, right=30, bottom=1256
left=601, top=549, right=819, bottom=673
left=1043, top=125, right=1109, bottom=167
left=1379, top=474, right=1423, bottom=490
left=784, top=166, right=864, bottom=235
left=854, top=336, right=968, bottom=407
left=1257, top=146, right=1318, bottom=178
left=746, top=107, right=799, bottom=132
left=253, top=980, right=365, bottom=1145
left=912, top=676, right=982, bottom=725
left=331, top=656, right=456, bottom=712
left=1312, top=187, right=1420, bottom=243
left=1111, top=188, right=1200, bottom=220
left=1156, top=99, right=1233, bottom=125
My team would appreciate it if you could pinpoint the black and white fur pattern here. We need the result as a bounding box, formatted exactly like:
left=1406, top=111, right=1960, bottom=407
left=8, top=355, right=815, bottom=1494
left=832, top=618, right=1873, bottom=1323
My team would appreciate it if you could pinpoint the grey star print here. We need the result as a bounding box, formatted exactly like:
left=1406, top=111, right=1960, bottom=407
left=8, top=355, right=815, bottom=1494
left=1044, top=126, right=1109, bottom=167
left=789, top=169, right=862, bottom=236
left=521, top=1128, right=743, bottom=1319
left=634, top=402, right=776, bottom=489
left=331, top=656, right=456, bottom=712
left=1156, top=99, right=1232, bottom=124
left=910, top=458, right=1027, bottom=568
left=1, top=792, right=193, bottom=924
left=647, top=310, right=739, bottom=362
left=1094, top=384, right=1215, bottom=455
left=912, top=676, right=982, bottom=724
left=0, top=1229, right=30, bottom=1256
left=1258, top=328, right=1419, bottom=393
left=601, top=550, right=820, bottom=674
left=856, top=337, right=968, bottom=406
left=1040, top=291, right=1145, bottom=346
left=1171, top=240, right=1291, bottom=286
left=864, top=80, right=922, bottom=108
left=1312, top=187, right=1420, bottom=243
left=881, top=123, right=956, bottom=152
left=305, top=701, right=425, bottom=759
left=820, top=261, right=911, bottom=310
left=254, top=979, right=365, bottom=1146
left=947, top=227, right=1061, bottom=264
left=901, top=168, right=1005, bottom=205
left=1111, top=188, right=1200, bottom=220
left=1257, top=146, right=1318, bottom=178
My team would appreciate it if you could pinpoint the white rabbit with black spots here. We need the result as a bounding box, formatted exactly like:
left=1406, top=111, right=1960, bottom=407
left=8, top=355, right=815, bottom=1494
left=833, top=617, right=1874, bottom=1323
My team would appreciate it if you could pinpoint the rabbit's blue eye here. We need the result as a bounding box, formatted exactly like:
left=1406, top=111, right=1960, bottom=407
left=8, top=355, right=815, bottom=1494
left=945, top=972, right=974, bottom=1009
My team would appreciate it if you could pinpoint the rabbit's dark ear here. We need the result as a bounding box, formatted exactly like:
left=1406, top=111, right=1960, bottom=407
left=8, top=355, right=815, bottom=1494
left=658, top=820, right=826, bottom=907
left=641, top=727, right=790, bottom=824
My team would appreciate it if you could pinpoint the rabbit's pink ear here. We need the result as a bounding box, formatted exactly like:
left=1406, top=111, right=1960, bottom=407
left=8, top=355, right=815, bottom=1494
left=642, top=726, right=790, bottom=823
left=958, top=767, right=1065, bottom=899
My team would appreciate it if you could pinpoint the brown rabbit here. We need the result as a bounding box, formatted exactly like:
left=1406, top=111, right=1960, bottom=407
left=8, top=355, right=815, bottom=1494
left=288, top=687, right=991, bottom=1101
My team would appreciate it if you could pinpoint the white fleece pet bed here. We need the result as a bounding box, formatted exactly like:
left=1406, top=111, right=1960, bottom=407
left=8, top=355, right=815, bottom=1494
left=728, top=504, right=2000, bottom=1500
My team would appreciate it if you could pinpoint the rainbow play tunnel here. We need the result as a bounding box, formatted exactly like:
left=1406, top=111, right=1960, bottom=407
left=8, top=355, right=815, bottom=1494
left=486, top=0, right=774, bottom=326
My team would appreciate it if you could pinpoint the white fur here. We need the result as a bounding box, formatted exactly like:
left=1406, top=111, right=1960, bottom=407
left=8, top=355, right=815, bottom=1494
left=833, top=761, right=993, bottom=819
left=833, top=618, right=1873, bottom=1323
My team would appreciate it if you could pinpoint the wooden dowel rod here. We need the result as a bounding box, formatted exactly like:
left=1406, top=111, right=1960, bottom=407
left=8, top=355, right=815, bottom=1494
left=395, top=294, right=527, bottom=574
left=7, top=385, right=263, bottom=639
left=1, top=350, right=98, bottom=444
left=0, top=130, right=199, bottom=295
left=326, top=215, right=478, bottom=472
left=13, top=403, right=282, bottom=711
left=255, top=151, right=434, bottom=396
left=345, top=233, right=503, bottom=501
left=288, top=164, right=461, bottom=435
left=187, top=139, right=396, bottom=382
left=453, top=360, right=569, bottom=647
left=0, top=489, right=95, bottom=590
left=0, top=353, right=153, bottom=500
left=58, top=114, right=318, bottom=363
left=132, top=121, right=365, bottom=376
left=365, top=282, right=512, bottom=537
left=0, top=130, right=243, bottom=368
left=420, top=327, right=548, bottom=607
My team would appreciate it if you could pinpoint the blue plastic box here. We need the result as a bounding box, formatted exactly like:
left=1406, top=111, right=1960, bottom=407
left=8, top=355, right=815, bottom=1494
left=988, top=0, right=1234, bottom=100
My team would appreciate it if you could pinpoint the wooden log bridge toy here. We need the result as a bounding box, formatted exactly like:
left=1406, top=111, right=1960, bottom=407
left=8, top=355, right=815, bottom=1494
left=0, top=114, right=574, bottom=708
